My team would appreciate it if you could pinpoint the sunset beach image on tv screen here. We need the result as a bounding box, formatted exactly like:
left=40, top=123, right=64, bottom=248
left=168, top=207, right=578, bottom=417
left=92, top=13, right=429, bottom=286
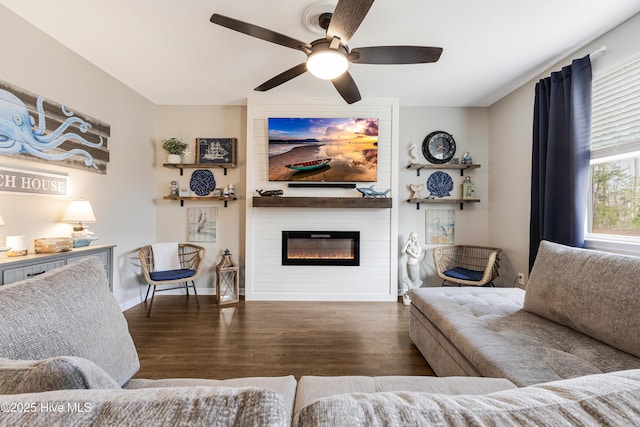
left=268, top=118, right=379, bottom=182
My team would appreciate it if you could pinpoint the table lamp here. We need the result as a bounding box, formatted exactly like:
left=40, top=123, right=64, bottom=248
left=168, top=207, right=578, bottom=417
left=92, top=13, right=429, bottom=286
left=62, top=200, right=96, bottom=238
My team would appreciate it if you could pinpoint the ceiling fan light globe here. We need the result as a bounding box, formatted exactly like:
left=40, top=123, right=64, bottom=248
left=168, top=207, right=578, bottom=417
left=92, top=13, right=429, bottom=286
left=307, top=51, right=349, bottom=80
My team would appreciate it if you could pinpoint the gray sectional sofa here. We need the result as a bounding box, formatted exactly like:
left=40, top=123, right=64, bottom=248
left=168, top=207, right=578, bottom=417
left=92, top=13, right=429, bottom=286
left=410, top=240, right=640, bottom=385
left=1, top=245, right=640, bottom=426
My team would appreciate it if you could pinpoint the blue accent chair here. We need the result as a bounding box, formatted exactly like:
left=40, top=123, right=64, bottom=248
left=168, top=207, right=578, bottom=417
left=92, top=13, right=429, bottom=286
left=138, top=244, right=205, bottom=317
left=433, top=245, right=501, bottom=287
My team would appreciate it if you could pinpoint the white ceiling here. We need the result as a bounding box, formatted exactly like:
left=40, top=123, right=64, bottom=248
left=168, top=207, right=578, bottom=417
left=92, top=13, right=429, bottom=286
left=2, top=0, right=639, bottom=107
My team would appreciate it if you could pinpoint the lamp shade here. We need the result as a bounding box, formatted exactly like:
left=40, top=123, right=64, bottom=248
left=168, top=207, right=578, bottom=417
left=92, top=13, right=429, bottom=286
left=306, top=50, right=349, bottom=80
left=62, top=200, right=96, bottom=223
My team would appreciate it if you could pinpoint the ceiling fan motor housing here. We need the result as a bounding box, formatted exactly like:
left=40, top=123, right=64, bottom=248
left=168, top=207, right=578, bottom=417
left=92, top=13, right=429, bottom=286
left=310, top=38, right=348, bottom=55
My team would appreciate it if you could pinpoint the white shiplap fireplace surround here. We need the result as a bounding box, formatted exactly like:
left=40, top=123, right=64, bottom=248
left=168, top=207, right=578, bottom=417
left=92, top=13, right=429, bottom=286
left=245, top=97, right=399, bottom=301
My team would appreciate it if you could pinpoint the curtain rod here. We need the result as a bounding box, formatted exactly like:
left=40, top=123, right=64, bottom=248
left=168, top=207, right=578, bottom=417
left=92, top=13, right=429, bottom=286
left=590, top=46, right=607, bottom=60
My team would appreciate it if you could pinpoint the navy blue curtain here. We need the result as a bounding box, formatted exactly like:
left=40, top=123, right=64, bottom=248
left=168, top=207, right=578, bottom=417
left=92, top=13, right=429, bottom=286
left=529, top=55, right=592, bottom=270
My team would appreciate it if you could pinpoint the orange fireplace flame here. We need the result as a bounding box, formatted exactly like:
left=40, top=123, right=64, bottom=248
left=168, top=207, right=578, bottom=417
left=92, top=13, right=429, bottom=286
left=287, top=250, right=354, bottom=260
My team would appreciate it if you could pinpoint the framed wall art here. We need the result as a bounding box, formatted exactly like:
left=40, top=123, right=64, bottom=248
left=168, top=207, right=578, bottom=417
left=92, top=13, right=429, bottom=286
left=267, top=117, right=378, bottom=182
left=0, top=79, right=110, bottom=174
left=187, top=207, right=217, bottom=242
left=196, top=138, right=236, bottom=167
left=425, top=209, right=455, bottom=245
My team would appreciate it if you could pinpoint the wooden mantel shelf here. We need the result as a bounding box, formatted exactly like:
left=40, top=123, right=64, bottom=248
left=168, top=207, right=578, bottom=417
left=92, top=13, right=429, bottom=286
left=407, top=198, right=480, bottom=210
left=253, top=196, right=392, bottom=209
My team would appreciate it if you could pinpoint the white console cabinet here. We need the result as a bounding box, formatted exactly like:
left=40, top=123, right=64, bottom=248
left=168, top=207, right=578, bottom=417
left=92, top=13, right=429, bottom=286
left=0, top=244, right=115, bottom=291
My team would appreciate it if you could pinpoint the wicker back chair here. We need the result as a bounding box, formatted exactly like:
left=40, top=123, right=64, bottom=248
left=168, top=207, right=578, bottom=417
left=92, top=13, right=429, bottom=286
left=138, top=243, right=205, bottom=317
left=433, top=245, right=501, bottom=287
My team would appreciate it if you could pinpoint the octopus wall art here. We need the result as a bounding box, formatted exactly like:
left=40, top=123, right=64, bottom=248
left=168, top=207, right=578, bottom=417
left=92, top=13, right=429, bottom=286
left=0, top=80, right=110, bottom=174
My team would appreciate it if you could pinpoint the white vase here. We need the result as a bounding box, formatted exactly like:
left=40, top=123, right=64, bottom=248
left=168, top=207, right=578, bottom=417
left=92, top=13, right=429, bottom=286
left=167, top=154, right=181, bottom=164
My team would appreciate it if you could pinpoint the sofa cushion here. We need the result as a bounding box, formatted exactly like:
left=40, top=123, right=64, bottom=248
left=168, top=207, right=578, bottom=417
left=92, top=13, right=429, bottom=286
left=410, top=286, right=640, bottom=386
left=0, top=356, right=120, bottom=394
left=444, top=267, right=483, bottom=282
left=293, top=375, right=517, bottom=426
left=0, top=386, right=288, bottom=427
left=0, top=257, right=140, bottom=386
left=125, top=375, right=298, bottom=423
left=409, top=308, right=484, bottom=377
left=149, top=268, right=195, bottom=281
left=297, top=369, right=640, bottom=427
left=524, top=240, right=640, bottom=358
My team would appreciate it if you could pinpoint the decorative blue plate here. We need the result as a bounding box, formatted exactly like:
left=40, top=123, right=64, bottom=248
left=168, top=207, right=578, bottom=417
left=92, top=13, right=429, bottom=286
left=426, top=171, right=453, bottom=198
left=190, top=169, right=216, bottom=196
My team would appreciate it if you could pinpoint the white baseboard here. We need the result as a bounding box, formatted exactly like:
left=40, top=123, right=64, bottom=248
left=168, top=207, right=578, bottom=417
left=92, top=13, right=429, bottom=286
left=120, top=296, right=142, bottom=312
left=119, top=287, right=215, bottom=312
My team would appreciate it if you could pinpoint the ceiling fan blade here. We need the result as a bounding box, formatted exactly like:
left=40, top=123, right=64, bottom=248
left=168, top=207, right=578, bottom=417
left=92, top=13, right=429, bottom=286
left=326, top=0, right=374, bottom=45
left=350, top=46, right=443, bottom=64
left=332, top=71, right=361, bottom=104
left=210, top=14, right=311, bottom=52
left=254, top=63, right=308, bottom=91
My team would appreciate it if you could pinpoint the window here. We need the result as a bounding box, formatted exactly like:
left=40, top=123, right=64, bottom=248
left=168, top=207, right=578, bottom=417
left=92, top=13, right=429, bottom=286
left=587, top=54, right=640, bottom=242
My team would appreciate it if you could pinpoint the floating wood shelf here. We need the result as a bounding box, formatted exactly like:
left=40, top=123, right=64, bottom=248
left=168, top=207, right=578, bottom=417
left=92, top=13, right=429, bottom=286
left=407, top=163, right=481, bottom=176
left=407, top=198, right=480, bottom=210
left=164, top=195, right=237, bottom=207
left=253, top=197, right=392, bottom=209
left=163, top=163, right=234, bottom=176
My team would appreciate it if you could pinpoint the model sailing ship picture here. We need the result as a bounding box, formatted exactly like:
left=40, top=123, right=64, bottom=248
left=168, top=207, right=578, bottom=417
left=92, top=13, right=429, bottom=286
left=203, top=141, right=229, bottom=160
left=196, top=138, right=236, bottom=166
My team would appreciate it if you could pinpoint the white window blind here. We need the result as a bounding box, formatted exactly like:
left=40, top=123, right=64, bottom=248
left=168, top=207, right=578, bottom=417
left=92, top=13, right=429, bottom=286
left=591, top=56, right=640, bottom=159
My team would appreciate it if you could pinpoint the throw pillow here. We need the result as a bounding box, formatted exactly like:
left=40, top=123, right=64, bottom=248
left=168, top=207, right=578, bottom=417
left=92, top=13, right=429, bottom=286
left=0, top=356, right=120, bottom=394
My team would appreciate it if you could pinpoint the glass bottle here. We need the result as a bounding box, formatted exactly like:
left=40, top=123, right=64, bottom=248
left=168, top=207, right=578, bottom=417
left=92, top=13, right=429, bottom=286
left=461, top=176, right=475, bottom=200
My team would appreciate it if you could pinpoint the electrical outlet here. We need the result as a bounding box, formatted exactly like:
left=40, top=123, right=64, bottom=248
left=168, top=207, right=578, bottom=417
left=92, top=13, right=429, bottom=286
left=517, top=273, right=525, bottom=286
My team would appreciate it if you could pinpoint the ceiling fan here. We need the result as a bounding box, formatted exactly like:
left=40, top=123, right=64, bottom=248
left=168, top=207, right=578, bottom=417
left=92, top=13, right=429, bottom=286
left=210, top=0, right=443, bottom=104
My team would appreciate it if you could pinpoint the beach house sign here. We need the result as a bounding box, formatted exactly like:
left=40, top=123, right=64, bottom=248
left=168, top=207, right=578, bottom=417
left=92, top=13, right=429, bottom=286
left=0, top=166, right=68, bottom=196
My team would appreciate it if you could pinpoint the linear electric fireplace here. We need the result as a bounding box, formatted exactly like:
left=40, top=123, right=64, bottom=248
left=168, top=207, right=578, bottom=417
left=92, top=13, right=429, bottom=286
left=282, top=231, right=360, bottom=266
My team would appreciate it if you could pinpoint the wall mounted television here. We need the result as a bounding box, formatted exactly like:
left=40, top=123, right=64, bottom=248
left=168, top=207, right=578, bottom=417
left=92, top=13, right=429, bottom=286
left=268, top=117, right=379, bottom=182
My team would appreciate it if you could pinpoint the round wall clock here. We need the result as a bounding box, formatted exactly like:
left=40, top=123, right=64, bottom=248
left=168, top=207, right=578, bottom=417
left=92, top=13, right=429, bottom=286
left=422, top=131, right=456, bottom=164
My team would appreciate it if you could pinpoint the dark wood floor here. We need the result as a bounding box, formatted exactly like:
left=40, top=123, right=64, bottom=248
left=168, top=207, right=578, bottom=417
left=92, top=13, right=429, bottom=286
left=124, top=295, right=434, bottom=380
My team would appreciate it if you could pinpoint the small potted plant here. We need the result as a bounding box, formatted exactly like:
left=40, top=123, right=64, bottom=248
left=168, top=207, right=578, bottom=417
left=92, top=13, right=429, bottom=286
left=162, top=137, right=188, bottom=164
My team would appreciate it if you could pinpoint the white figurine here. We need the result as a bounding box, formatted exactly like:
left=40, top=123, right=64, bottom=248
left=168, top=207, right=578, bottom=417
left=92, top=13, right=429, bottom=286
left=462, top=152, right=472, bottom=164
left=409, top=183, right=424, bottom=200
left=409, top=143, right=419, bottom=164
left=401, top=232, right=423, bottom=305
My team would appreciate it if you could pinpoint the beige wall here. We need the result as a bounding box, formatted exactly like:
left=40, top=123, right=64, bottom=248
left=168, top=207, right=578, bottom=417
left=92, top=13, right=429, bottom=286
left=0, top=6, right=157, bottom=306
left=489, top=12, right=640, bottom=285
left=399, top=107, right=491, bottom=286
left=487, top=83, right=533, bottom=287
left=154, top=106, right=246, bottom=293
